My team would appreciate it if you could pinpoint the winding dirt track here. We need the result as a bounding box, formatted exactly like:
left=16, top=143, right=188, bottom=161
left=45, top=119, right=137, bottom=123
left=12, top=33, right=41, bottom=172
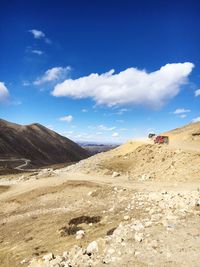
left=0, top=158, right=42, bottom=172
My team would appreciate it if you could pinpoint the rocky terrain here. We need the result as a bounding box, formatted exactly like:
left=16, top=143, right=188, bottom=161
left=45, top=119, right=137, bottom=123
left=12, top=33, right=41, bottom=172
left=0, top=119, right=89, bottom=169
left=0, top=122, right=200, bottom=266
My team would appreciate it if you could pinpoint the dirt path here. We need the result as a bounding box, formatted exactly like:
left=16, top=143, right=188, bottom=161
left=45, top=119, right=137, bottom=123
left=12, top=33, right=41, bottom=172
left=0, top=158, right=31, bottom=171
left=0, top=170, right=199, bottom=202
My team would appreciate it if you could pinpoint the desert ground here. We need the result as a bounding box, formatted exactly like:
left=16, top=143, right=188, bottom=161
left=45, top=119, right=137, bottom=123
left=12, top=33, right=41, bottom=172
left=0, top=126, right=200, bottom=267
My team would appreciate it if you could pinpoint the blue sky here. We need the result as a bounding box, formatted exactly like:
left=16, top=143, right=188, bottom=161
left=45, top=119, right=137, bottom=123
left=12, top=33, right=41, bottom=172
left=0, top=0, right=200, bottom=143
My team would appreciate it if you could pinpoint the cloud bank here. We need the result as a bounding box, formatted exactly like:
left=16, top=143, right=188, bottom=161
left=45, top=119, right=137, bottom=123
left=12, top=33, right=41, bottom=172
left=52, top=62, right=194, bottom=108
left=0, top=82, right=9, bottom=102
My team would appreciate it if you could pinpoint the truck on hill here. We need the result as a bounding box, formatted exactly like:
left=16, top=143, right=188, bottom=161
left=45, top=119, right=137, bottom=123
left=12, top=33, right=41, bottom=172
left=154, top=135, right=169, bottom=144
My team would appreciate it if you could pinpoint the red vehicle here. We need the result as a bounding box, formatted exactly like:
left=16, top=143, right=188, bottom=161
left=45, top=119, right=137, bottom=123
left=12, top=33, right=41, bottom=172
left=154, top=135, right=169, bottom=144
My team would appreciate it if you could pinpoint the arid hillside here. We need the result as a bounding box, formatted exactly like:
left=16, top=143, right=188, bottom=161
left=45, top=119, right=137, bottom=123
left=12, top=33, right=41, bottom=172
left=60, top=122, right=200, bottom=182
left=163, top=121, right=200, bottom=151
left=0, top=119, right=89, bottom=168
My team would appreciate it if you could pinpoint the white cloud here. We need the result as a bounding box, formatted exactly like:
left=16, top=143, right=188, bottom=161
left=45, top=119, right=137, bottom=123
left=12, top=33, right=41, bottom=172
left=115, top=108, right=128, bottom=115
left=112, top=132, right=119, bottom=137
left=98, top=124, right=116, bottom=131
left=59, top=115, right=73, bottom=122
left=180, top=114, right=187, bottom=119
left=34, top=66, right=71, bottom=85
left=0, top=82, right=9, bottom=102
left=82, top=108, right=87, bottom=112
left=192, top=117, right=200, bottom=123
left=52, top=62, right=194, bottom=108
left=195, top=89, right=200, bottom=96
left=31, top=49, right=43, bottom=55
left=173, top=108, right=191, bottom=114
left=29, top=29, right=51, bottom=43
left=22, top=81, right=30, bottom=86
left=29, top=29, right=45, bottom=39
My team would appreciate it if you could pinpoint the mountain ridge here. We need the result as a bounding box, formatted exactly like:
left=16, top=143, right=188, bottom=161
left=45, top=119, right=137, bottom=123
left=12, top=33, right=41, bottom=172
left=0, top=118, right=89, bottom=167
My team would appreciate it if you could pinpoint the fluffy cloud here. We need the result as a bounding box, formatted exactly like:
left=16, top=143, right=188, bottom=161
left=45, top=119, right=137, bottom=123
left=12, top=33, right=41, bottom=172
left=52, top=62, right=194, bottom=108
left=59, top=115, right=73, bottom=122
left=192, top=117, right=200, bottom=123
left=34, top=66, right=71, bottom=85
left=195, top=89, right=200, bottom=96
left=173, top=108, right=191, bottom=114
left=29, top=29, right=51, bottom=43
left=0, top=82, right=9, bottom=102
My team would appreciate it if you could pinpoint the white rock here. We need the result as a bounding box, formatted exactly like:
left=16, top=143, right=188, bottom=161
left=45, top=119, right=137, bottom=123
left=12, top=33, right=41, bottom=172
left=131, top=221, right=144, bottom=231
left=139, top=174, right=151, bottom=181
left=86, top=241, right=98, bottom=254
left=144, top=221, right=152, bottom=227
left=134, top=232, right=144, bottom=242
left=76, top=230, right=85, bottom=239
left=49, top=256, right=63, bottom=266
left=123, top=215, right=130, bottom=221
left=134, top=251, right=141, bottom=256
left=62, top=251, right=69, bottom=259
left=107, top=248, right=115, bottom=255
left=112, top=172, right=120, bottom=178
left=42, top=253, right=54, bottom=261
left=20, top=258, right=29, bottom=264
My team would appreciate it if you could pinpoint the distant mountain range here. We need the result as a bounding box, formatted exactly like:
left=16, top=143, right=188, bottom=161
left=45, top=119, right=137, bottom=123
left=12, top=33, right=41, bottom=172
left=80, top=143, right=119, bottom=155
left=0, top=119, right=89, bottom=168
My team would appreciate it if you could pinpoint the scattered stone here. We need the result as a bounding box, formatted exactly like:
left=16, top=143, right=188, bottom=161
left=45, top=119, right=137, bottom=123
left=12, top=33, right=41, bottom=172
left=131, top=221, right=144, bottom=231
left=76, top=230, right=85, bottom=239
left=86, top=241, right=98, bottom=254
left=42, top=252, right=54, bottom=261
left=123, top=215, right=130, bottom=221
left=20, top=258, right=29, bottom=264
left=139, top=174, right=151, bottom=181
left=134, top=232, right=144, bottom=242
left=112, top=172, right=120, bottom=178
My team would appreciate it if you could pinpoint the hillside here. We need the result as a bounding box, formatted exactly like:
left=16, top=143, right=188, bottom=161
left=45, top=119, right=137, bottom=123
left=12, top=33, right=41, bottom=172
left=60, top=122, right=200, bottom=182
left=163, top=121, right=200, bottom=151
left=0, top=119, right=89, bottom=168
left=164, top=121, right=200, bottom=139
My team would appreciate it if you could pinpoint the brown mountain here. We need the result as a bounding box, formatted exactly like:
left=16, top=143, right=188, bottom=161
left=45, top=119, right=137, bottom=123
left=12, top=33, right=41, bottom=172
left=0, top=119, right=89, bottom=167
